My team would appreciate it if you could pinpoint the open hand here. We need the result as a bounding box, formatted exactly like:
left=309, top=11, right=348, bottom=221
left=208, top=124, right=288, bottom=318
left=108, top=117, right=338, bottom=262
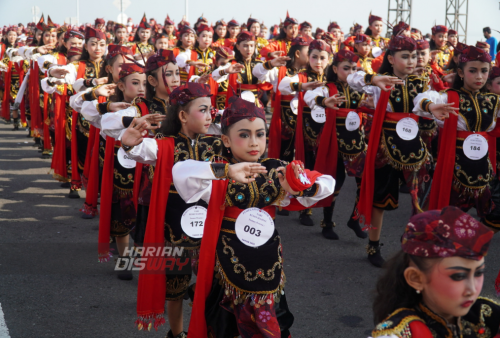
left=228, top=162, right=268, bottom=184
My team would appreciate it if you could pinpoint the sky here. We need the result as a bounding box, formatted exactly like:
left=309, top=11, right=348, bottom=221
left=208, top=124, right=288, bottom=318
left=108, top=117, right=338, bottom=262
left=0, top=0, right=498, bottom=44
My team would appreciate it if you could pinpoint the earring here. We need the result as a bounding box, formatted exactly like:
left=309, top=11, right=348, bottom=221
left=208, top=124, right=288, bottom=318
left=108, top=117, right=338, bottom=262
left=416, top=290, right=421, bottom=294
left=227, top=148, right=231, bottom=153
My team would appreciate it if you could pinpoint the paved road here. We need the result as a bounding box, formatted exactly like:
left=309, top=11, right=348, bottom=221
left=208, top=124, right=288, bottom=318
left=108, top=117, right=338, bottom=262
left=1, top=121, right=500, bottom=338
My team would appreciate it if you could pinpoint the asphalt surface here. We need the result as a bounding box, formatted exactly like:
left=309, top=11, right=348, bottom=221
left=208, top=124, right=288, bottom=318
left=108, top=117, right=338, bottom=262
left=2, top=121, right=500, bottom=338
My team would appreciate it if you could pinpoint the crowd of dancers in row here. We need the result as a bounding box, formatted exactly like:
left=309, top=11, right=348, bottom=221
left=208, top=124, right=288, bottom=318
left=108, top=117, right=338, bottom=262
left=2, top=10, right=500, bottom=338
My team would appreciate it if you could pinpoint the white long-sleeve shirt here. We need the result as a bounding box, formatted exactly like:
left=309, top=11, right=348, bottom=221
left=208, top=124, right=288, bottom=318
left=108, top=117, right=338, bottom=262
left=171, top=159, right=336, bottom=209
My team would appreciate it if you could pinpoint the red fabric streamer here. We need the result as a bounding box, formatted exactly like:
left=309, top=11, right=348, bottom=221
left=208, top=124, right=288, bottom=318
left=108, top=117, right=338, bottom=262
left=70, top=109, right=82, bottom=189
left=225, top=60, right=274, bottom=107
left=132, top=102, right=149, bottom=210
left=286, top=160, right=322, bottom=192
left=186, top=50, right=199, bottom=82
left=1, top=61, right=12, bottom=121
left=13, top=61, right=26, bottom=123
left=267, top=66, right=288, bottom=158
left=52, top=84, right=68, bottom=180
left=293, top=73, right=308, bottom=163
left=356, top=89, right=391, bottom=228
left=136, top=138, right=175, bottom=331
left=42, top=92, right=51, bottom=151
left=428, top=91, right=460, bottom=210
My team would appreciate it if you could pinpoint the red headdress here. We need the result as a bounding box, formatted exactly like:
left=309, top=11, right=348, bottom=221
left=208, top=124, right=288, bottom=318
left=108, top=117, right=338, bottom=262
left=322, top=32, right=335, bottom=43
left=454, top=41, right=467, bottom=54
left=299, top=21, right=312, bottom=30
left=145, top=49, right=176, bottom=72
left=459, top=45, right=492, bottom=63
left=139, top=13, right=151, bottom=30
left=489, top=66, right=500, bottom=80
left=236, top=31, right=255, bottom=44
left=6, top=26, right=17, bottom=33
left=327, top=22, right=340, bottom=31
left=114, top=22, right=127, bottom=31
left=178, top=25, right=195, bottom=36
left=106, top=44, right=133, bottom=60
left=196, top=15, right=208, bottom=25
left=119, top=62, right=145, bottom=79
left=177, top=18, right=190, bottom=30
left=95, top=18, right=105, bottom=26
left=354, top=34, right=371, bottom=44
left=64, top=29, right=84, bottom=40
left=283, top=11, right=298, bottom=27
left=221, top=94, right=266, bottom=127
left=215, top=46, right=234, bottom=60
left=402, top=206, right=493, bottom=260
left=164, top=15, right=175, bottom=26
left=67, top=47, right=83, bottom=59
left=476, top=41, right=490, bottom=49
left=215, top=20, right=227, bottom=27
left=247, top=17, right=259, bottom=29
left=44, top=15, right=57, bottom=32
left=309, top=39, right=331, bottom=53
left=85, top=26, right=106, bottom=41
left=36, top=15, right=45, bottom=31
left=388, top=35, right=416, bottom=52
left=315, top=27, right=325, bottom=38
left=448, top=29, right=458, bottom=36
left=227, top=19, right=239, bottom=28
left=369, top=12, right=383, bottom=26
left=291, top=36, right=309, bottom=46
left=415, top=39, right=430, bottom=50
left=197, top=23, right=213, bottom=35
left=334, top=49, right=359, bottom=63
left=169, top=82, right=212, bottom=106
left=432, top=25, right=448, bottom=35
left=352, top=23, right=363, bottom=33
left=392, top=21, right=410, bottom=36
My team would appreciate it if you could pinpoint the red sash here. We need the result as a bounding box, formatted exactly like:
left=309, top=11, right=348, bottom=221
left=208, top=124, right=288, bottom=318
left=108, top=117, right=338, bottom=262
left=71, top=61, right=86, bottom=190
left=29, top=61, right=41, bottom=134
left=186, top=50, right=200, bottom=82
left=208, top=75, right=218, bottom=108
left=355, top=89, right=391, bottom=228
left=293, top=72, right=309, bottom=163
left=13, top=61, right=26, bottom=123
left=51, top=54, right=69, bottom=179
left=136, top=138, right=175, bottom=330
left=1, top=61, right=12, bottom=121
left=268, top=66, right=288, bottom=158
left=429, top=90, right=495, bottom=208
left=42, top=91, right=51, bottom=151
left=132, top=102, right=149, bottom=210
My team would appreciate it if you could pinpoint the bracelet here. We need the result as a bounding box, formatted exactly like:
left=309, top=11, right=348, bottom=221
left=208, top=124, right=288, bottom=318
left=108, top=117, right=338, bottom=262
left=122, top=144, right=134, bottom=152
left=422, top=99, right=433, bottom=113
left=219, top=69, right=226, bottom=76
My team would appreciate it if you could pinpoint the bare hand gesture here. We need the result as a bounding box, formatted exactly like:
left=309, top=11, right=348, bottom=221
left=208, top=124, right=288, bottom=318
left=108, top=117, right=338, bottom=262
left=429, top=103, right=459, bottom=120
left=324, top=94, right=347, bottom=110
left=94, top=84, right=117, bottom=98
left=49, top=67, right=70, bottom=79
left=228, top=163, right=268, bottom=184
left=121, top=118, right=149, bottom=147
left=108, top=102, right=131, bottom=112
left=134, top=114, right=167, bottom=130
left=443, top=73, right=456, bottom=84
left=301, top=81, right=325, bottom=92
left=37, top=44, right=56, bottom=55
left=270, top=55, right=291, bottom=67
left=226, top=63, right=245, bottom=74
left=372, top=75, right=405, bottom=91
left=269, top=51, right=284, bottom=59
left=196, top=74, right=211, bottom=84
left=94, top=77, right=109, bottom=86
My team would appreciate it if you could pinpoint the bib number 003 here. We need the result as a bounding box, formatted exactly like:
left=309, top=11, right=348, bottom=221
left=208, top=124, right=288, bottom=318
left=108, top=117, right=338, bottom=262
left=235, top=208, right=275, bottom=247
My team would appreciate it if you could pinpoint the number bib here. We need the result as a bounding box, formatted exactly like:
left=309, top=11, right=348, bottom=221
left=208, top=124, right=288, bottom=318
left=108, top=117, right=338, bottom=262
left=117, top=147, right=136, bottom=169
left=180, top=206, right=207, bottom=239
left=463, top=134, right=488, bottom=160
left=345, top=111, right=361, bottom=131
left=311, top=110, right=326, bottom=123
left=235, top=208, right=275, bottom=248
left=396, top=117, right=419, bottom=140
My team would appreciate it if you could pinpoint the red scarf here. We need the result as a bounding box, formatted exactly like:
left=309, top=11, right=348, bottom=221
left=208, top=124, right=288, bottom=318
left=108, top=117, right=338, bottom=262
left=208, top=75, right=218, bottom=108
left=81, top=128, right=100, bottom=216
left=13, top=61, right=26, bottom=123
left=136, top=138, right=175, bottom=330
left=70, top=109, right=82, bottom=189
left=1, top=61, right=12, bottom=121
left=186, top=50, right=200, bottom=82
left=355, top=89, right=391, bottom=228
left=29, top=61, right=41, bottom=134
left=52, top=84, right=68, bottom=180
left=132, top=102, right=149, bottom=210
left=268, top=66, right=288, bottom=158
left=293, top=72, right=309, bottom=163
left=42, top=92, right=51, bottom=151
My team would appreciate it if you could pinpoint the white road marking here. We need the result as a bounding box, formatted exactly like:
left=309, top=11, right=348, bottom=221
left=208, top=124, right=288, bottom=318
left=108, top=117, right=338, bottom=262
left=0, top=302, right=11, bottom=338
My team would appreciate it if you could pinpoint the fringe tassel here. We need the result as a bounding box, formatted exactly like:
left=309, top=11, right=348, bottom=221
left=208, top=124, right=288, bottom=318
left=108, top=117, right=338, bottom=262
left=452, top=179, right=487, bottom=198
left=71, top=180, right=82, bottom=191
left=52, top=173, right=70, bottom=183
left=80, top=202, right=99, bottom=216
left=135, top=314, right=166, bottom=331
left=214, top=260, right=286, bottom=307
left=98, top=251, right=113, bottom=263
left=380, top=136, right=428, bottom=172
